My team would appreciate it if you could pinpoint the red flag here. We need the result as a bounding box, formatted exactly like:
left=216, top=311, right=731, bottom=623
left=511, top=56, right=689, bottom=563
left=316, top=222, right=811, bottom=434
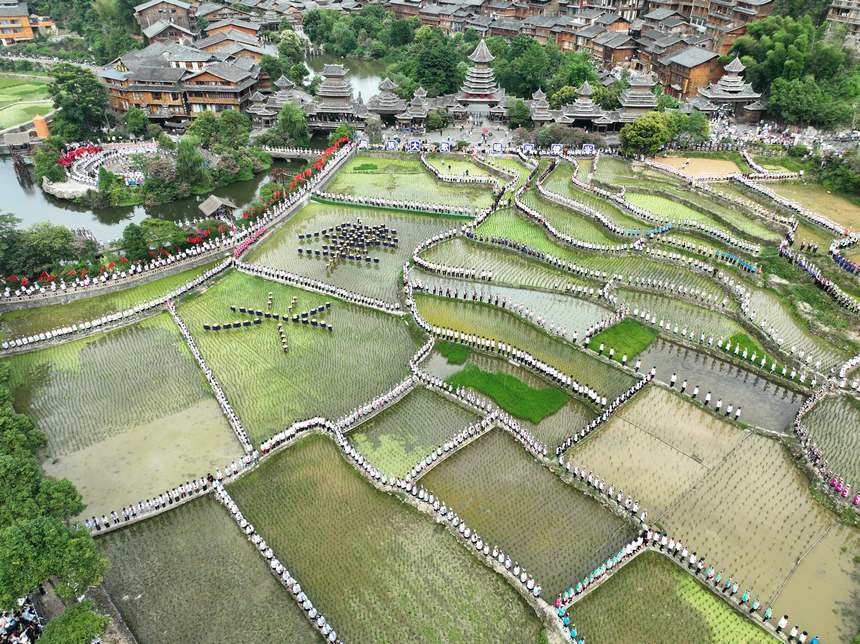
left=242, top=212, right=248, bottom=219
left=218, top=223, right=225, bottom=234
left=66, top=269, right=77, bottom=276
left=99, top=265, right=105, bottom=273
left=80, top=267, right=88, bottom=277
left=304, top=168, right=312, bottom=178
left=120, top=256, right=128, bottom=263
left=20, top=277, right=28, bottom=286
left=38, top=271, right=50, bottom=282
left=6, top=275, right=18, bottom=282
left=107, top=261, right=115, bottom=270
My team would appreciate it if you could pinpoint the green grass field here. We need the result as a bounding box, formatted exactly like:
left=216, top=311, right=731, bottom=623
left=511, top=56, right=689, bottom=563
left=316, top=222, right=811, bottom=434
left=590, top=318, right=658, bottom=362
left=446, top=363, right=569, bottom=423
left=435, top=340, right=471, bottom=364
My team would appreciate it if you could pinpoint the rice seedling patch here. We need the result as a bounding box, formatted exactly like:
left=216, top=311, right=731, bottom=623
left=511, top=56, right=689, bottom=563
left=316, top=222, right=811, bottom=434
left=348, top=386, right=480, bottom=477
left=177, top=270, right=418, bottom=444
left=573, top=550, right=776, bottom=643
left=435, top=341, right=471, bottom=364
left=228, top=433, right=545, bottom=642
left=420, top=429, right=636, bottom=597
left=98, top=495, right=317, bottom=644
left=590, top=318, right=658, bottom=362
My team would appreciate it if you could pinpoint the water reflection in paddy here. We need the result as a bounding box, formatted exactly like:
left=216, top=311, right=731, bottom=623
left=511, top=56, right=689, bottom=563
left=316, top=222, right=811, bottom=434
left=639, top=338, right=805, bottom=433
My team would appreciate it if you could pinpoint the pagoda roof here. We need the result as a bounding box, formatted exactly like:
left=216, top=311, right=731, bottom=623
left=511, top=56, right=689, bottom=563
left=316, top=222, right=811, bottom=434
left=468, top=39, right=495, bottom=64
left=378, top=77, right=397, bottom=91
left=578, top=80, right=593, bottom=97
left=322, top=64, right=348, bottom=77
left=724, top=55, right=745, bottom=73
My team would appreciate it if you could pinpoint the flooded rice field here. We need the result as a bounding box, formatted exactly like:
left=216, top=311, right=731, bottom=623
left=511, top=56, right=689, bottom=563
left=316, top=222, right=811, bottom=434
left=769, top=181, right=860, bottom=230
left=247, top=200, right=457, bottom=304
left=99, top=496, right=318, bottom=644
left=229, top=433, right=545, bottom=642
left=348, top=385, right=479, bottom=477
left=414, top=292, right=636, bottom=400
left=651, top=156, right=742, bottom=178
left=421, top=236, right=600, bottom=291
left=177, top=271, right=418, bottom=444
left=521, top=187, right=626, bottom=245
left=326, top=154, right=495, bottom=209
left=414, top=271, right=612, bottom=342
left=802, top=394, right=860, bottom=484
left=423, top=350, right=596, bottom=447
left=639, top=339, right=804, bottom=432
left=8, top=313, right=239, bottom=516
left=616, top=290, right=744, bottom=340
left=574, top=550, right=775, bottom=643
left=568, top=387, right=744, bottom=517
left=420, top=429, right=636, bottom=597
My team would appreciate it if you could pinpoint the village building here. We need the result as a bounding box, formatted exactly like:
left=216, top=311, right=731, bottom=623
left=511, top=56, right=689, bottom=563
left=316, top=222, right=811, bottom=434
left=0, top=1, right=33, bottom=45
left=617, top=72, right=658, bottom=121
left=367, top=78, right=408, bottom=120
left=134, top=0, right=194, bottom=31
left=303, top=64, right=368, bottom=130
left=827, top=0, right=860, bottom=50
left=457, top=39, right=505, bottom=112
left=198, top=195, right=238, bottom=218
left=652, top=44, right=721, bottom=98
left=143, top=19, right=196, bottom=44
left=558, top=80, right=614, bottom=128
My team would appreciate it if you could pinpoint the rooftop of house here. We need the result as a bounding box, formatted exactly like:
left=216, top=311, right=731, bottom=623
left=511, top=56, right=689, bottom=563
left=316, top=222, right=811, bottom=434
left=659, top=45, right=718, bottom=68
left=134, top=0, right=191, bottom=12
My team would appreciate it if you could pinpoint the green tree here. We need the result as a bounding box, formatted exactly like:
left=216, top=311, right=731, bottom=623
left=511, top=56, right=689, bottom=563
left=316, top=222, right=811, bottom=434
left=19, top=223, right=75, bottom=277
left=548, top=51, right=596, bottom=94
left=493, top=35, right=551, bottom=97
left=0, top=518, right=107, bottom=608
left=39, top=601, right=110, bottom=644
left=409, top=27, right=463, bottom=96
left=0, top=214, right=22, bottom=277
left=329, top=22, right=357, bottom=56
left=187, top=111, right=218, bottom=147
left=257, top=102, right=310, bottom=147
left=175, top=136, right=207, bottom=188
left=507, top=99, right=531, bottom=129
left=619, top=111, right=671, bottom=156
left=120, top=222, right=149, bottom=261
left=277, top=30, right=305, bottom=64
left=364, top=114, right=383, bottom=144
left=215, top=110, right=251, bottom=149
left=140, top=218, right=186, bottom=249
left=48, top=64, right=108, bottom=138
left=426, top=108, right=451, bottom=131
left=549, top=85, right=577, bottom=109
left=303, top=9, right=338, bottom=44
left=124, top=106, right=149, bottom=136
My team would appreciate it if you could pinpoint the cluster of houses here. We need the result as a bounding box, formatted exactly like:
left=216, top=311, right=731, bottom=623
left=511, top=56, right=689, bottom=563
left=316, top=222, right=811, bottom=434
left=0, top=0, right=54, bottom=46
left=94, top=0, right=770, bottom=132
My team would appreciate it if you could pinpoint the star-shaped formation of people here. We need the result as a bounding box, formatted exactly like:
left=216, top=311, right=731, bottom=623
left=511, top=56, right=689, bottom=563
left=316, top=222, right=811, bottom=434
left=201, top=292, right=333, bottom=352
left=297, top=219, right=399, bottom=270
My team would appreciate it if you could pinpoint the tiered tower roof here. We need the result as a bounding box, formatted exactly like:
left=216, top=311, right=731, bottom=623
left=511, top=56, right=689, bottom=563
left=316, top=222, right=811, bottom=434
left=618, top=73, right=657, bottom=122
left=560, top=81, right=606, bottom=122
left=698, top=56, right=761, bottom=104
left=315, top=64, right=354, bottom=112
left=529, top=88, right=553, bottom=122
left=396, top=86, right=430, bottom=121
left=367, top=77, right=407, bottom=115
left=459, top=39, right=503, bottom=105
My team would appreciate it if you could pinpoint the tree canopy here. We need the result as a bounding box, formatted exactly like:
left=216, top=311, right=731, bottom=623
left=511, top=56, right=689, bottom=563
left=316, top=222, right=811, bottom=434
left=47, top=64, right=109, bottom=139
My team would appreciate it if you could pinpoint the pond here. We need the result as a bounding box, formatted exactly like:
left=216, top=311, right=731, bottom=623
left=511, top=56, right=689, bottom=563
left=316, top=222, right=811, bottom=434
left=1, top=157, right=304, bottom=242
left=307, top=54, right=387, bottom=101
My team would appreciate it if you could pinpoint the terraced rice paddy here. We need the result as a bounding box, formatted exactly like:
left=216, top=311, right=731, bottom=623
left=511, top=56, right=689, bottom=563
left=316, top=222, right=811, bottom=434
left=639, top=339, right=804, bottom=432
left=651, top=155, right=744, bottom=177
left=616, top=290, right=746, bottom=341
left=747, top=286, right=848, bottom=369
left=98, top=496, right=318, bottom=644
left=7, top=313, right=239, bottom=516
left=573, top=551, right=776, bottom=643
left=0, top=259, right=224, bottom=339
left=624, top=191, right=776, bottom=241
left=802, top=395, right=860, bottom=484
left=660, top=432, right=835, bottom=602
left=414, top=292, right=636, bottom=400
left=0, top=76, right=52, bottom=129
left=414, top=271, right=613, bottom=341
left=229, top=433, right=545, bottom=642
left=247, top=200, right=458, bottom=303
left=421, top=236, right=600, bottom=291
left=769, top=181, right=860, bottom=230
left=6, top=144, right=859, bottom=643
left=568, top=387, right=745, bottom=516
left=326, top=154, right=495, bottom=209
left=177, top=270, right=418, bottom=444
left=421, top=429, right=636, bottom=596
left=348, top=385, right=479, bottom=477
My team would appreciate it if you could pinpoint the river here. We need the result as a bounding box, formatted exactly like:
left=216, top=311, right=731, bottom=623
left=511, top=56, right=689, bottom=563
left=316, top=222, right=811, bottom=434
left=0, top=158, right=304, bottom=242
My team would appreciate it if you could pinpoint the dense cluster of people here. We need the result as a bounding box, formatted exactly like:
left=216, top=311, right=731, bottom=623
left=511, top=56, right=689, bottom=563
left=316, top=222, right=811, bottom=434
left=334, top=376, right=415, bottom=431
left=1, top=259, right=232, bottom=352
left=419, top=154, right=499, bottom=190
left=405, top=414, right=497, bottom=481
left=780, top=240, right=860, bottom=314
left=735, top=175, right=844, bottom=235
left=237, top=262, right=401, bottom=314
left=168, top=302, right=253, bottom=452
left=298, top=219, right=398, bottom=270
left=1, top=599, right=42, bottom=644
left=213, top=482, right=341, bottom=643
